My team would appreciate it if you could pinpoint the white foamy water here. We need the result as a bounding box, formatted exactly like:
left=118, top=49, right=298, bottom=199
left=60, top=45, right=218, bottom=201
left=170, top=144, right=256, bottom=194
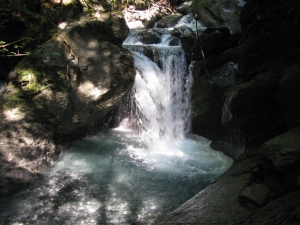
left=122, top=30, right=193, bottom=146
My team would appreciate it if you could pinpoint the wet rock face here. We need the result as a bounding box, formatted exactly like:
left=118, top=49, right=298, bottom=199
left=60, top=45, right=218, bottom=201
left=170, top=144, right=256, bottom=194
left=222, top=0, right=300, bottom=149
left=190, top=27, right=240, bottom=158
left=192, top=0, right=244, bottom=33
left=0, top=12, right=135, bottom=195
left=157, top=14, right=183, bottom=28
left=222, top=75, right=288, bottom=148
left=238, top=0, right=300, bottom=80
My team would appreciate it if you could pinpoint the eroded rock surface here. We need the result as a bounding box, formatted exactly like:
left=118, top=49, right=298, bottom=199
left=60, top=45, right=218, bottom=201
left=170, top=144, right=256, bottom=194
left=0, top=12, right=135, bottom=196
left=159, top=0, right=300, bottom=224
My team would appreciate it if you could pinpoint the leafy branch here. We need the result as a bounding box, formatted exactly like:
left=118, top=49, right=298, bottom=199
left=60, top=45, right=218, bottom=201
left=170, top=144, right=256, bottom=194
left=0, top=38, right=32, bottom=57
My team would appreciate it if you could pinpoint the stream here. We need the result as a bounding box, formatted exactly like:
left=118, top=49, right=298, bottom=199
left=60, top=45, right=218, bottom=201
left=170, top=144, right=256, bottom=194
left=0, top=14, right=233, bottom=225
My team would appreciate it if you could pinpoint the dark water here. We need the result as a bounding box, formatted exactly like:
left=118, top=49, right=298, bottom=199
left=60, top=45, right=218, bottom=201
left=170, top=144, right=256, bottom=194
left=0, top=129, right=232, bottom=225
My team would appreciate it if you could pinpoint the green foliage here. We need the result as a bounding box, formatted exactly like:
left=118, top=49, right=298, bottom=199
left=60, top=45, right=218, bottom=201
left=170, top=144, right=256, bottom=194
left=22, top=82, right=46, bottom=95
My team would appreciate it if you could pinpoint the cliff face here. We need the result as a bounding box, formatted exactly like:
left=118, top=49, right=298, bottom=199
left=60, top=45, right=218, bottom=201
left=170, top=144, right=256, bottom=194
left=160, top=0, right=300, bottom=224
left=0, top=11, right=135, bottom=196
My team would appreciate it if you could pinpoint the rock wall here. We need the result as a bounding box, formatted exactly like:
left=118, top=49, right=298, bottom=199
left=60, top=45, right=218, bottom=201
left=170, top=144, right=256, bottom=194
left=0, top=11, right=135, bottom=196
left=160, top=0, right=300, bottom=224
left=190, top=27, right=242, bottom=158
left=223, top=0, right=300, bottom=149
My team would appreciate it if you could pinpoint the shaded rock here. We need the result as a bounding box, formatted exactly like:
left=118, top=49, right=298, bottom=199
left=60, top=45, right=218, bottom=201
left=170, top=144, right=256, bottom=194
left=262, top=167, right=282, bottom=193
left=275, top=67, right=300, bottom=130
left=192, top=27, right=232, bottom=61
left=144, top=17, right=157, bottom=29
left=238, top=0, right=300, bottom=80
left=157, top=14, right=183, bottom=28
left=0, top=167, right=43, bottom=196
left=172, top=25, right=195, bottom=38
left=239, top=183, right=270, bottom=207
left=140, top=30, right=160, bottom=44
left=222, top=74, right=287, bottom=148
left=0, top=12, right=135, bottom=195
left=241, top=191, right=300, bottom=225
left=158, top=155, right=256, bottom=225
left=176, top=2, right=192, bottom=15
left=222, top=0, right=300, bottom=150
left=297, top=174, right=300, bottom=187
left=259, top=127, right=300, bottom=172
left=169, top=36, right=181, bottom=46
left=181, top=35, right=196, bottom=64
left=191, top=0, right=244, bottom=33
left=198, top=28, right=231, bottom=57
left=191, top=49, right=240, bottom=158
left=282, top=170, right=299, bottom=193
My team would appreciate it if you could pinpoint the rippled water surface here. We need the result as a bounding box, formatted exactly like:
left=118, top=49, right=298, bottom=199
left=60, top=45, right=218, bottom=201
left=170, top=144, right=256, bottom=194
left=0, top=129, right=232, bottom=224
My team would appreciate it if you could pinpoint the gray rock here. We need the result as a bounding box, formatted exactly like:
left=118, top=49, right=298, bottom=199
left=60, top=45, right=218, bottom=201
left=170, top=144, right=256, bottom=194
left=157, top=15, right=183, bottom=28
left=0, top=12, right=135, bottom=194
left=239, top=183, right=270, bottom=207
left=191, top=49, right=239, bottom=158
left=191, top=0, right=243, bottom=33
left=140, top=30, right=160, bottom=44
left=169, top=36, right=181, bottom=46
left=222, top=75, right=287, bottom=148
left=259, top=127, right=300, bottom=172
left=158, top=155, right=256, bottom=225
left=176, top=3, right=192, bottom=15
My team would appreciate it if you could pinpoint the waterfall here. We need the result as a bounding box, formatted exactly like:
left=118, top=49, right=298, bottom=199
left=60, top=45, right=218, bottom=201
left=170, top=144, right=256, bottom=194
left=0, top=16, right=234, bottom=225
left=122, top=31, right=194, bottom=146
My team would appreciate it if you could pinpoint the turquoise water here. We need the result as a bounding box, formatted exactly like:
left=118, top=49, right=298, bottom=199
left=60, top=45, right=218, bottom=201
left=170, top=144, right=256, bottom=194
left=0, top=129, right=232, bottom=224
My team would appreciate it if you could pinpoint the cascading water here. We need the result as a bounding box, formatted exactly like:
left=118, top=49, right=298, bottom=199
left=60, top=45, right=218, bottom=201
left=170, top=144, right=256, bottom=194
left=122, top=33, right=193, bottom=145
left=0, top=15, right=233, bottom=225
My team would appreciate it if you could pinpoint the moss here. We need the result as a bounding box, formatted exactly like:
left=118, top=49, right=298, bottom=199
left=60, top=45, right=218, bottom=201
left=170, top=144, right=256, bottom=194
left=22, top=82, right=46, bottom=95
left=3, top=93, right=27, bottom=110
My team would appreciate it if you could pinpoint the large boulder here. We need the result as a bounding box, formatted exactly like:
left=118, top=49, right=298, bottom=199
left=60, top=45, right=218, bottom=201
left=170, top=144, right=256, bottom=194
left=222, top=0, right=300, bottom=149
left=191, top=0, right=245, bottom=33
left=157, top=14, right=183, bottom=28
left=258, top=127, right=300, bottom=173
left=0, top=12, right=135, bottom=196
left=237, top=0, right=300, bottom=80
left=239, top=183, right=270, bottom=207
left=222, top=74, right=288, bottom=148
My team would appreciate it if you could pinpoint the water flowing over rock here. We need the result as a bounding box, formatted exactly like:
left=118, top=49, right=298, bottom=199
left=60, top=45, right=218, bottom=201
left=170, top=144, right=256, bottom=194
left=122, top=29, right=193, bottom=145
left=0, top=9, right=234, bottom=223
left=158, top=0, right=300, bottom=224
left=0, top=12, right=135, bottom=196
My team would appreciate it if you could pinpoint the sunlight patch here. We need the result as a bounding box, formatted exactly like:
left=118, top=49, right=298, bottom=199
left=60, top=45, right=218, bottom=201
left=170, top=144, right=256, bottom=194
left=58, top=22, right=67, bottom=29
left=4, top=107, right=25, bottom=121
left=78, top=81, right=108, bottom=100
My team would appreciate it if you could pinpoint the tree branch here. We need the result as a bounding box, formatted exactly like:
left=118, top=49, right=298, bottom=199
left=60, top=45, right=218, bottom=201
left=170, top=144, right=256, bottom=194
left=0, top=54, right=29, bottom=57
left=0, top=37, right=31, bottom=48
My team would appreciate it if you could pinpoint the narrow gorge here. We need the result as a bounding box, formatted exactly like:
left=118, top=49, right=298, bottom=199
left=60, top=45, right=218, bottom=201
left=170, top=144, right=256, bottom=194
left=1, top=0, right=300, bottom=224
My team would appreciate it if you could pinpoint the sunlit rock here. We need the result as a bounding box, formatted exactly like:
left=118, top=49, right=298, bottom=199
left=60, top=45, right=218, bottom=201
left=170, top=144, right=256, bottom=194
left=0, top=11, right=135, bottom=195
